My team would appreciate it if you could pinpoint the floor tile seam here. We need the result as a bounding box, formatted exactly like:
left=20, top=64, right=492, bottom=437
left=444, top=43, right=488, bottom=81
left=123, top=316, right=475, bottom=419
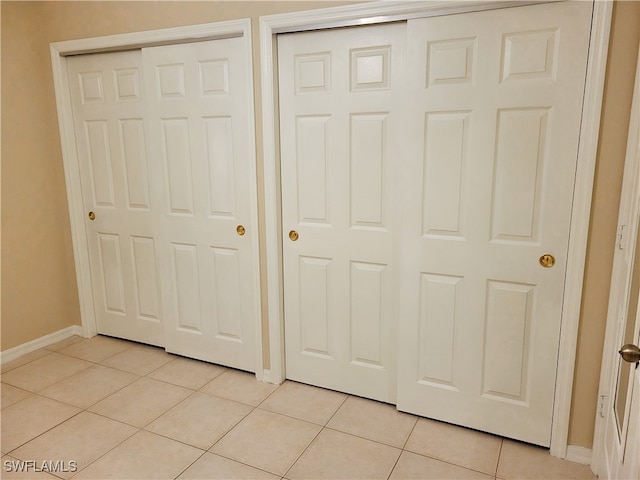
left=143, top=391, right=255, bottom=451
left=200, top=449, right=287, bottom=479
left=400, top=445, right=501, bottom=478
left=0, top=382, right=34, bottom=407
left=281, top=422, right=326, bottom=480
left=35, top=367, right=143, bottom=409
left=172, top=448, right=209, bottom=480
left=322, top=425, right=408, bottom=451
left=4, top=407, right=85, bottom=457
left=0, top=351, right=50, bottom=374
left=495, top=437, right=505, bottom=477
left=320, top=392, right=351, bottom=426
left=194, top=385, right=265, bottom=409
left=1, top=352, right=95, bottom=391
left=400, top=416, right=419, bottom=450
left=148, top=362, right=229, bottom=390
left=202, top=398, right=260, bottom=452
left=254, top=404, right=333, bottom=427
left=386, top=444, right=406, bottom=480
left=130, top=373, right=198, bottom=395
left=64, top=423, right=143, bottom=479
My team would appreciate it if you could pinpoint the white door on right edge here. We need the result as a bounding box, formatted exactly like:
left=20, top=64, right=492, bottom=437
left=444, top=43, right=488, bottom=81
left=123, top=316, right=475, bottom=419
left=397, top=2, right=593, bottom=446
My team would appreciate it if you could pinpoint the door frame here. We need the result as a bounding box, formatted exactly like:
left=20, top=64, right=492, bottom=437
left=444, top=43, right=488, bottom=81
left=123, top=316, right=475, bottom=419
left=592, top=47, right=640, bottom=478
left=260, top=0, right=613, bottom=458
left=50, top=19, right=265, bottom=377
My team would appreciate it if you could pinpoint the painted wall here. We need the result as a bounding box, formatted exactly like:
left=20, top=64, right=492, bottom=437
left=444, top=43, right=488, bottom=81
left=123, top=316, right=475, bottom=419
left=1, top=0, right=638, bottom=449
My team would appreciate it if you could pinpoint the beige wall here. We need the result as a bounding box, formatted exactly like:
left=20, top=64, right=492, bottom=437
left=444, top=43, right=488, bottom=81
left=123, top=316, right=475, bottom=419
left=568, top=0, right=640, bottom=447
left=1, top=0, right=638, bottom=449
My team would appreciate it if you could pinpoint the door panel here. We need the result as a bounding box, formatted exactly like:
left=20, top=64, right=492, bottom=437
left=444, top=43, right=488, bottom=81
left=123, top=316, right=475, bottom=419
left=279, top=24, right=405, bottom=403
left=68, top=51, right=164, bottom=346
left=397, top=2, right=593, bottom=446
left=143, top=38, right=258, bottom=371
left=67, top=38, right=259, bottom=372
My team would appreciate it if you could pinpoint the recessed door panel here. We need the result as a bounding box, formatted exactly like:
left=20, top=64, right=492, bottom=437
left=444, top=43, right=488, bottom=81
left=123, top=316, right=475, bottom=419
left=280, top=23, right=404, bottom=403
left=67, top=34, right=259, bottom=369
left=398, top=1, right=592, bottom=446
left=68, top=50, right=164, bottom=346
left=144, top=37, right=259, bottom=371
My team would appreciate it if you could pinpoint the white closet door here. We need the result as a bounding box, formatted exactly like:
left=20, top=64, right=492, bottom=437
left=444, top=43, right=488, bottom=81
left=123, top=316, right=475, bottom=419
left=67, top=50, right=164, bottom=346
left=278, top=24, right=405, bottom=403
left=396, top=1, right=593, bottom=446
left=143, top=38, right=259, bottom=371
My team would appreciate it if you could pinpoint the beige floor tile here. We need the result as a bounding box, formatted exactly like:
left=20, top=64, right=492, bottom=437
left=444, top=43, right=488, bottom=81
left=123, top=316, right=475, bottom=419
left=72, top=430, right=203, bottom=479
left=405, top=418, right=502, bottom=476
left=177, top=452, right=280, bottom=480
left=287, top=428, right=401, bottom=480
left=259, top=381, right=347, bottom=425
left=1, top=349, right=51, bottom=374
left=390, top=451, right=494, bottom=480
left=11, top=411, right=137, bottom=479
left=148, top=356, right=227, bottom=390
left=211, top=409, right=321, bottom=476
left=200, top=369, right=278, bottom=406
left=1, top=455, right=60, bottom=479
left=58, top=335, right=132, bottom=363
left=88, top=377, right=191, bottom=427
left=327, top=396, right=417, bottom=448
left=39, top=365, right=138, bottom=408
left=100, top=343, right=173, bottom=376
left=497, top=440, right=596, bottom=479
left=146, top=392, right=251, bottom=450
left=43, top=335, right=84, bottom=352
left=0, top=395, right=80, bottom=452
left=1, top=353, right=92, bottom=392
left=1, top=384, right=32, bottom=409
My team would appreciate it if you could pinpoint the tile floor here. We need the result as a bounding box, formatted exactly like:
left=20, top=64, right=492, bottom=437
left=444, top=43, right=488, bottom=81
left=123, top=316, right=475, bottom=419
left=1, top=335, right=595, bottom=480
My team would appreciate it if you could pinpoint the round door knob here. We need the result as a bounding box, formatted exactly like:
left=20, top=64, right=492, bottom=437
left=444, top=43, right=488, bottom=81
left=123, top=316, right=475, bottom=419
left=236, top=225, right=246, bottom=236
left=289, top=230, right=299, bottom=241
left=539, top=254, right=555, bottom=268
left=619, top=344, right=640, bottom=364
left=88, top=211, right=96, bottom=221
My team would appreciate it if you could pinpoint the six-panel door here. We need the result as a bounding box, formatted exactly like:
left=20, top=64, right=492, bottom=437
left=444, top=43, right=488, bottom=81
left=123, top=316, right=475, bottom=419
left=278, top=1, right=593, bottom=445
left=397, top=1, right=593, bottom=446
left=67, top=37, right=259, bottom=372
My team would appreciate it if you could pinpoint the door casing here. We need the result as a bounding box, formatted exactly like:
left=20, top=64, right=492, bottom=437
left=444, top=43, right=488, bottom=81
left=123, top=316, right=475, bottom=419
left=259, top=0, right=613, bottom=459
left=50, top=19, right=264, bottom=377
left=592, top=47, right=640, bottom=478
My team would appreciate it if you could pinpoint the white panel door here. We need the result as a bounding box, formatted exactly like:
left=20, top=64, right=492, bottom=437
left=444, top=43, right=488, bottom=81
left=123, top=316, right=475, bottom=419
left=143, top=38, right=259, bottom=371
left=397, top=2, right=593, bottom=445
left=279, top=24, right=405, bottom=403
left=67, top=51, right=164, bottom=346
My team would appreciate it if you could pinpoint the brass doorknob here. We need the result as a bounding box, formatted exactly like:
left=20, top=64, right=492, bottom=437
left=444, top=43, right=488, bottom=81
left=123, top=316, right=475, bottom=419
left=236, top=225, right=246, bottom=236
left=289, top=230, right=299, bottom=241
left=619, top=344, right=640, bottom=364
left=88, top=211, right=96, bottom=221
left=539, top=254, right=555, bottom=268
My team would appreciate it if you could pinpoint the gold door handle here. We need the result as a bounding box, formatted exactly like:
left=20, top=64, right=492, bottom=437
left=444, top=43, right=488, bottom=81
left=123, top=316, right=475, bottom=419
left=539, top=254, right=555, bottom=268
left=619, top=344, right=640, bottom=364
left=88, top=211, right=96, bottom=221
left=236, top=225, right=246, bottom=236
left=289, top=230, right=299, bottom=241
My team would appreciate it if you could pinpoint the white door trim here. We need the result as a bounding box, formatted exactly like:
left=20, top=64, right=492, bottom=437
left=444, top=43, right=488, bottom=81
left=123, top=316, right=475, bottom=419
left=592, top=47, right=640, bottom=478
left=260, top=0, right=613, bottom=457
left=50, top=19, right=265, bottom=378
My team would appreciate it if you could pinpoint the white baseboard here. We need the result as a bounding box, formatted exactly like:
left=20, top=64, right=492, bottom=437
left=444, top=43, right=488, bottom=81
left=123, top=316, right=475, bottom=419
left=566, top=445, right=592, bottom=465
left=261, top=369, right=283, bottom=385
left=0, top=325, right=85, bottom=364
